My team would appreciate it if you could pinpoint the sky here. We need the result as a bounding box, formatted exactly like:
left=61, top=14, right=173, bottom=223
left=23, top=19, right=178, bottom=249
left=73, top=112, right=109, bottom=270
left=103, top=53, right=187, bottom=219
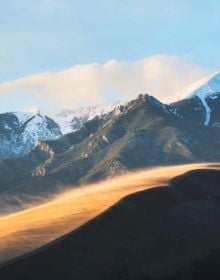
left=0, top=0, right=220, bottom=112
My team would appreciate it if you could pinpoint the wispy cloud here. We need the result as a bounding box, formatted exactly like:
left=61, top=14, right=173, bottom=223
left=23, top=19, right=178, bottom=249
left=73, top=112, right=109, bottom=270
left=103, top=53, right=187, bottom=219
left=0, top=55, right=208, bottom=110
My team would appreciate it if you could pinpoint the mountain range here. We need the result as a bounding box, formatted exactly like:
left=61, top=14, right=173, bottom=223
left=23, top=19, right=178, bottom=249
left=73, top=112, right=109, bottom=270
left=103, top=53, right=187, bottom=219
left=1, top=72, right=220, bottom=214
left=0, top=104, right=116, bottom=159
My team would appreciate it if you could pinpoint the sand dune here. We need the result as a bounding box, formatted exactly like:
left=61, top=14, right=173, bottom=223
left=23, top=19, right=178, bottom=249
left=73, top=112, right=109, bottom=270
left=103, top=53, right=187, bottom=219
left=0, top=163, right=218, bottom=264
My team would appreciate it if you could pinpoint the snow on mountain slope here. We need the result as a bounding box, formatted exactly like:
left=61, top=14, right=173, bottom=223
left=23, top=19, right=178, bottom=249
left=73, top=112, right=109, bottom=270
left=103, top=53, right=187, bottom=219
left=49, top=103, right=119, bottom=134
left=13, top=112, right=34, bottom=125
left=174, top=72, right=220, bottom=125
left=0, top=103, right=120, bottom=158
left=0, top=112, right=61, bottom=158
left=3, top=71, right=220, bottom=160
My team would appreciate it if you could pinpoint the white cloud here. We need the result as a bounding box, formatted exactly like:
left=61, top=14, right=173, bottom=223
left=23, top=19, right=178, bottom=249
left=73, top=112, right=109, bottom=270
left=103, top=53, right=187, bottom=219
left=0, top=55, right=208, bottom=110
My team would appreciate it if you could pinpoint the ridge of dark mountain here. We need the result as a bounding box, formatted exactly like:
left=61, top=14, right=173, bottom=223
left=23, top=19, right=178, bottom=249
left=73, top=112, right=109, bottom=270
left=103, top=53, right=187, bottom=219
left=2, top=72, right=220, bottom=160
left=171, top=71, right=220, bottom=126
left=1, top=93, right=220, bottom=214
left=171, top=94, right=220, bottom=127
left=1, top=168, right=220, bottom=280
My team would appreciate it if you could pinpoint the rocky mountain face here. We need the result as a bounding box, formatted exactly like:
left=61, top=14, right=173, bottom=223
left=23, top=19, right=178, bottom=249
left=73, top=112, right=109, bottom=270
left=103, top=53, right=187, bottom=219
left=1, top=72, right=220, bottom=213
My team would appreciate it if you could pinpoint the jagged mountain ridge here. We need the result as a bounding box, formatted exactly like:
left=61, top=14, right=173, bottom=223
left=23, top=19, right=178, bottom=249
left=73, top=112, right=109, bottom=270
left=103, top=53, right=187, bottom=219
left=1, top=71, right=220, bottom=159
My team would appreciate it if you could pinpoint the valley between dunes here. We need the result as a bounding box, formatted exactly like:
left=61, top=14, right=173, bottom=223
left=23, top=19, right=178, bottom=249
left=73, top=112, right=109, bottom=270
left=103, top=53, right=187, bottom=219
left=0, top=163, right=218, bottom=265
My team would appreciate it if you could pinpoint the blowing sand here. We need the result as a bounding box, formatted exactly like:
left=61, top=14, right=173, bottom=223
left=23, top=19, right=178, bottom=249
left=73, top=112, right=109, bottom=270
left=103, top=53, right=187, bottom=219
left=0, top=163, right=218, bottom=264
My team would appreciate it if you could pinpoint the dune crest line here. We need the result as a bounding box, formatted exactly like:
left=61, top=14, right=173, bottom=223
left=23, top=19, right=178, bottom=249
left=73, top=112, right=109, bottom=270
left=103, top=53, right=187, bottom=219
left=0, top=163, right=217, bottom=264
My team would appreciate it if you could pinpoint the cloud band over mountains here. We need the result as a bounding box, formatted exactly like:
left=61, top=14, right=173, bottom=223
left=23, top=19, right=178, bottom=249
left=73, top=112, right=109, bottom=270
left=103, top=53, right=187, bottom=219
left=0, top=55, right=207, bottom=110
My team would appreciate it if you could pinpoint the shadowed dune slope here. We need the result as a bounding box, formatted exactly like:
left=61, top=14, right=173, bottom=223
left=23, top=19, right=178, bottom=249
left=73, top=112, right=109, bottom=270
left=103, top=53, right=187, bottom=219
left=0, top=163, right=213, bottom=265
left=1, top=164, right=220, bottom=279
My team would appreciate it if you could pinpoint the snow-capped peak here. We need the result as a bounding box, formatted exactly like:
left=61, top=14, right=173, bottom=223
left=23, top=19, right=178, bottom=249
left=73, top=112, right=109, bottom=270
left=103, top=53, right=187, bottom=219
left=49, top=103, right=120, bottom=134
left=13, top=111, right=34, bottom=125
left=0, top=111, right=61, bottom=158
left=175, top=72, right=220, bottom=125
left=177, top=72, right=220, bottom=101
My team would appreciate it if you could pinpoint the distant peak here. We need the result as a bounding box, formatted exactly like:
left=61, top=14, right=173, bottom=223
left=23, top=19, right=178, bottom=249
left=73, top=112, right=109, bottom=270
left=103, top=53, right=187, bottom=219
left=175, top=71, right=220, bottom=102
left=136, top=93, right=163, bottom=107
left=174, top=71, right=220, bottom=126
left=137, top=93, right=152, bottom=100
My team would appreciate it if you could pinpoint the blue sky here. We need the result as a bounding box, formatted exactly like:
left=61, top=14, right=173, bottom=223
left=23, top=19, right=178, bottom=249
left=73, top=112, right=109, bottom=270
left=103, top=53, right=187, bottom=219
left=0, top=0, right=219, bottom=111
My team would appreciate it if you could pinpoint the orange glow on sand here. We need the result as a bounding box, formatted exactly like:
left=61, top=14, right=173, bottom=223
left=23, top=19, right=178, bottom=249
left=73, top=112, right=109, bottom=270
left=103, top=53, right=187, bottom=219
left=0, top=163, right=218, bottom=264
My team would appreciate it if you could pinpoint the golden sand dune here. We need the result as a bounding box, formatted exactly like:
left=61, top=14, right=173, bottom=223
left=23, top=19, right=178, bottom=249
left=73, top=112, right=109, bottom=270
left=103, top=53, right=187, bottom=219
left=0, top=163, right=217, bottom=264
